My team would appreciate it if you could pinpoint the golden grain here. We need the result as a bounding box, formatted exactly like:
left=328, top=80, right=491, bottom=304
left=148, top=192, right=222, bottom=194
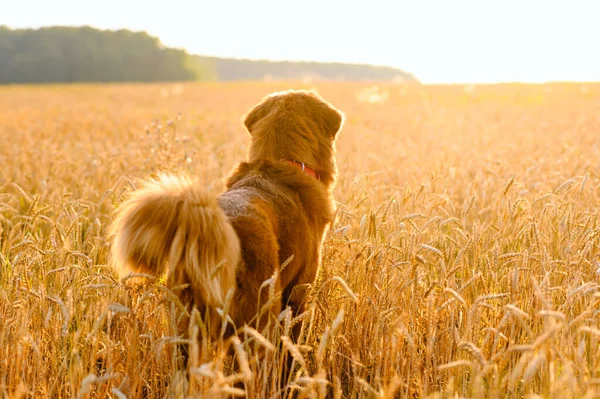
left=1, top=82, right=599, bottom=397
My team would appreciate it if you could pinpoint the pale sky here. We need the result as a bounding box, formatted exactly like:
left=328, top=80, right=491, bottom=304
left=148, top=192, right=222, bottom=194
left=4, top=0, right=600, bottom=84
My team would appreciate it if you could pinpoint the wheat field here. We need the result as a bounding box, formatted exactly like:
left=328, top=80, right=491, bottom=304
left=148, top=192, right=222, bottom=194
left=1, top=81, right=599, bottom=398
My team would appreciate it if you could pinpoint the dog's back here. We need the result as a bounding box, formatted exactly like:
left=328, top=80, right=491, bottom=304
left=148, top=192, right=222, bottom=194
left=219, top=159, right=336, bottom=328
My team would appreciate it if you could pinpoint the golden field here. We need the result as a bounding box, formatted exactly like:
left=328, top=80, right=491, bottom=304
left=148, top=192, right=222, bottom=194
left=1, top=81, right=599, bottom=398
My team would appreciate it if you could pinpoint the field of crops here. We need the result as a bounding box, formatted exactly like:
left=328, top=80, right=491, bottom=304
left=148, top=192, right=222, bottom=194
left=1, top=81, right=599, bottom=398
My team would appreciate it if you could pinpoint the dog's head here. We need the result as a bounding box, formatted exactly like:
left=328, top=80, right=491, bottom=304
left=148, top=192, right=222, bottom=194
left=243, top=90, right=344, bottom=187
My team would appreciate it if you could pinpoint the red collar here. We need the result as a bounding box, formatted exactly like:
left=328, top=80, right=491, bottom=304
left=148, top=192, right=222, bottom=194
left=284, top=160, right=320, bottom=181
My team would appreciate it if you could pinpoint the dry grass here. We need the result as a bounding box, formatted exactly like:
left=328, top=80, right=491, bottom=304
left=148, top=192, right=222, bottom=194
left=1, top=81, right=599, bottom=398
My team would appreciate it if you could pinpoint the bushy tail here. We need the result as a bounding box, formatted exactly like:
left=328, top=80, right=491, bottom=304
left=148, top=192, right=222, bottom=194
left=109, top=173, right=240, bottom=308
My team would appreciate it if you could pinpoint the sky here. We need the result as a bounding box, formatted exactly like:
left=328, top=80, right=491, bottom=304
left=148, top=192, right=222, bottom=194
left=4, top=0, right=600, bottom=84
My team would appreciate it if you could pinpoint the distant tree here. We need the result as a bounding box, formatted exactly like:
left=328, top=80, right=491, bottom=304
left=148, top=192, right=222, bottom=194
left=0, top=26, right=203, bottom=84
left=193, top=56, right=419, bottom=82
left=0, top=25, right=418, bottom=84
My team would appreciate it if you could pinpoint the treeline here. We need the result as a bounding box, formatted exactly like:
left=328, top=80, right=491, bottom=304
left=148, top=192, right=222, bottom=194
left=0, top=26, right=418, bottom=84
left=0, top=26, right=201, bottom=83
left=196, top=56, right=418, bottom=82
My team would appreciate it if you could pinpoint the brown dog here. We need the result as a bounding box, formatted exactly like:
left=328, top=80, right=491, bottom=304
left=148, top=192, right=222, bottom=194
left=110, top=89, right=344, bottom=354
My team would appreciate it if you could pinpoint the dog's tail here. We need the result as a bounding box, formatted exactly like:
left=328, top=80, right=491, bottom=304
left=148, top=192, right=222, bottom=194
left=109, top=174, right=240, bottom=308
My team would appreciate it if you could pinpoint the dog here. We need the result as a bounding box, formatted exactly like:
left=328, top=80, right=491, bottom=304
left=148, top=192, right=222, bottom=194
left=109, top=89, right=344, bottom=364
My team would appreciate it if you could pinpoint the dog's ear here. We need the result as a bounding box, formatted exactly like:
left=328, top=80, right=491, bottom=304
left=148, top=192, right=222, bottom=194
left=243, top=96, right=276, bottom=134
left=316, top=100, right=344, bottom=138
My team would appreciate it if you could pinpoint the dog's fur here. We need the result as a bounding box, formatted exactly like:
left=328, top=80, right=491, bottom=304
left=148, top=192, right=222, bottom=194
left=110, top=90, right=344, bottom=345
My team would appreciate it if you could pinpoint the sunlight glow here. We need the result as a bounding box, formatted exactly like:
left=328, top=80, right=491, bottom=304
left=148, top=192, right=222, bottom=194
left=4, top=0, right=600, bottom=84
